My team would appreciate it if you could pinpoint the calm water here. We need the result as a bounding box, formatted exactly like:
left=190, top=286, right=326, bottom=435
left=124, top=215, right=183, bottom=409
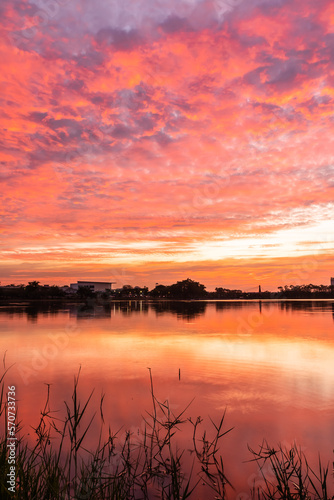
left=1, top=300, right=334, bottom=497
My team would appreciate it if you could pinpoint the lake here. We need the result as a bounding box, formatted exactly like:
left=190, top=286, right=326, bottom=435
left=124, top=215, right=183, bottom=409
left=1, top=300, right=334, bottom=498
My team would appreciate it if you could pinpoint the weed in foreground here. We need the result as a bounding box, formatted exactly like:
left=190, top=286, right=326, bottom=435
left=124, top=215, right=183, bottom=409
left=247, top=440, right=333, bottom=500
left=0, top=358, right=333, bottom=500
left=0, top=364, right=233, bottom=499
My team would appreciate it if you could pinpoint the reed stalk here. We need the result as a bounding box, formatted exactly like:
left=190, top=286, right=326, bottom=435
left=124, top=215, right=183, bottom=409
left=0, top=361, right=333, bottom=499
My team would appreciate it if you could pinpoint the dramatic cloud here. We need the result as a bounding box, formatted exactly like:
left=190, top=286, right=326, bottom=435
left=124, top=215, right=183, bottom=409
left=0, top=0, right=333, bottom=289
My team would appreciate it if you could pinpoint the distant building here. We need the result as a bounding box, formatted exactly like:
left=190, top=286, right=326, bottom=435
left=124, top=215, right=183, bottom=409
left=331, top=277, right=334, bottom=287
left=70, top=281, right=114, bottom=293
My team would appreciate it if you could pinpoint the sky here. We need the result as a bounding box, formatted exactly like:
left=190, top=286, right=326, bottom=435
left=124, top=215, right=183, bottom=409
left=0, top=0, right=333, bottom=291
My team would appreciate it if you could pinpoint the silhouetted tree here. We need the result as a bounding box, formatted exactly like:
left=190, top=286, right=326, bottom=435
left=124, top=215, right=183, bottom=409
left=276, top=284, right=333, bottom=299
left=25, top=281, right=42, bottom=299
left=150, top=284, right=170, bottom=298
left=77, top=286, right=94, bottom=299
left=169, top=278, right=207, bottom=299
left=215, top=287, right=243, bottom=299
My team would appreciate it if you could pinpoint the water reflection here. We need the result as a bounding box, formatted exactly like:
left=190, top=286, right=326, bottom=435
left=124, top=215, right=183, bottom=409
left=70, top=303, right=112, bottom=319
left=1, top=300, right=334, bottom=496
left=1, top=299, right=333, bottom=322
left=278, top=300, right=334, bottom=313
left=150, top=300, right=207, bottom=320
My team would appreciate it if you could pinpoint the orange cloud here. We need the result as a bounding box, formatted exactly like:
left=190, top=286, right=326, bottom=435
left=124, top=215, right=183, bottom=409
left=0, top=0, right=333, bottom=288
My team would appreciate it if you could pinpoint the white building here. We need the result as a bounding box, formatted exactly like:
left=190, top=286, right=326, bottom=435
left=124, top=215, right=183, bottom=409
left=70, top=281, right=114, bottom=293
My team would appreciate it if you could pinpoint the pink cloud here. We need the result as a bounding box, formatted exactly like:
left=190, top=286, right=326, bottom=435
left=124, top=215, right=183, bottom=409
left=0, top=0, right=333, bottom=288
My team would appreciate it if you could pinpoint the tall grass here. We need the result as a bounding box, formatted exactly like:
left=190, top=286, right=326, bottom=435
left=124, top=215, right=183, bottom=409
left=248, top=440, right=333, bottom=500
left=0, top=360, right=333, bottom=499
left=0, top=364, right=233, bottom=499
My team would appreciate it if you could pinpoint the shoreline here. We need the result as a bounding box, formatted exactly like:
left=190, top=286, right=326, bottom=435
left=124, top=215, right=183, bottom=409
left=1, top=297, right=334, bottom=306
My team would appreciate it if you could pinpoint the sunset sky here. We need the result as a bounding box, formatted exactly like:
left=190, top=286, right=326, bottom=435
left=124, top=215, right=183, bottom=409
left=1, top=0, right=333, bottom=290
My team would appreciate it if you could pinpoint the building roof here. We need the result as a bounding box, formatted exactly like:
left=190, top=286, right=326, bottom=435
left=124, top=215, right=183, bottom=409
left=77, top=281, right=113, bottom=284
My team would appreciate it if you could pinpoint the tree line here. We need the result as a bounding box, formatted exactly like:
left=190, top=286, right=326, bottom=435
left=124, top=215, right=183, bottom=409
left=0, top=278, right=334, bottom=300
